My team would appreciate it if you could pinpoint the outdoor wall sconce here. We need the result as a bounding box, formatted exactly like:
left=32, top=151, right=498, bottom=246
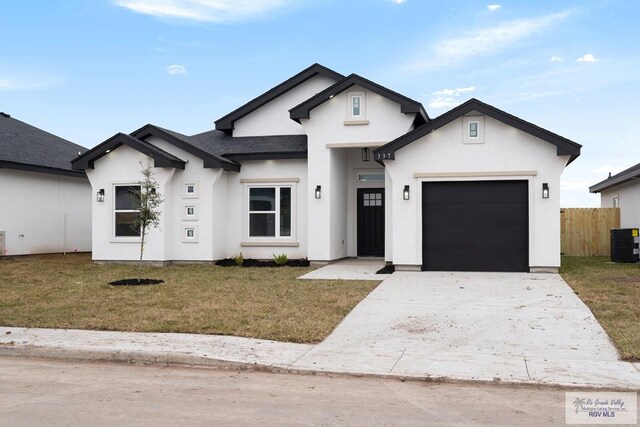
left=362, top=147, right=370, bottom=162
left=403, top=185, right=410, bottom=200
left=542, top=183, right=549, bottom=199
left=97, top=189, right=105, bottom=202
left=315, top=185, right=322, bottom=199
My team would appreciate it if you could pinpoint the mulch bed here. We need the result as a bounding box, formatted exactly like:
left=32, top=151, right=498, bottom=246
left=109, top=279, right=164, bottom=286
left=215, top=258, right=310, bottom=268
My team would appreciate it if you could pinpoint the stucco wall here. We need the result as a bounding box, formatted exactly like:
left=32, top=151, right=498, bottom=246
left=225, top=159, right=307, bottom=260
left=302, top=86, right=417, bottom=261
left=232, top=75, right=337, bottom=137
left=384, top=114, right=570, bottom=269
left=0, top=169, right=91, bottom=255
left=601, top=181, right=640, bottom=228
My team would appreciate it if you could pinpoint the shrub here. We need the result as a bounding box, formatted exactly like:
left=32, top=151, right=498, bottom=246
left=273, top=253, right=289, bottom=265
left=233, top=252, right=244, bottom=266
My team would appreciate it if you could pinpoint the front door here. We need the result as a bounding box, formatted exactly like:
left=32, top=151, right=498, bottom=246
left=357, top=188, right=385, bottom=257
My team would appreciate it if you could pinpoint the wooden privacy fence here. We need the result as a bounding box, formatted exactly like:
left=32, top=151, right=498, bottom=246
left=561, top=208, right=620, bottom=256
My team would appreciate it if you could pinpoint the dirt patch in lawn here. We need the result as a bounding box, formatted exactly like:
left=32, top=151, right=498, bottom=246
left=560, top=256, right=640, bottom=361
left=0, top=254, right=379, bottom=344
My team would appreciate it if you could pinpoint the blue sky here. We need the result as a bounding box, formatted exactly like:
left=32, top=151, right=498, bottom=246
left=1, top=0, right=639, bottom=207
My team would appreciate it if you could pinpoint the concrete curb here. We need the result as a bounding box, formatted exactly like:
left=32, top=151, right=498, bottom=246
left=2, top=344, right=638, bottom=392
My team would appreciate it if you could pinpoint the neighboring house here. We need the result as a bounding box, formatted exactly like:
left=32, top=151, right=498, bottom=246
left=590, top=163, right=640, bottom=228
left=72, top=64, right=581, bottom=272
left=0, top=112, right=92, bottom=255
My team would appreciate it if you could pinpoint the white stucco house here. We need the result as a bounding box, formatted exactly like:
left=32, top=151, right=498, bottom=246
left=590, top=163, right=640, bottom=228
left=72, top=64, right=581, bottom=272
left=0, top=112, right=92, bottom=255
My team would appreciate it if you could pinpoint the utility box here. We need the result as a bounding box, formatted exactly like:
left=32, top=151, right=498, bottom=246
left=0, top=231, right=5, bottom=256
left=610, top=228, right=640, bottom=263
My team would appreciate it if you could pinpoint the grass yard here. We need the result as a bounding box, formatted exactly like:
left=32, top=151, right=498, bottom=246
left=0, top=254, right=379, bottom=343
left=560, top=256, right=640, bottom=361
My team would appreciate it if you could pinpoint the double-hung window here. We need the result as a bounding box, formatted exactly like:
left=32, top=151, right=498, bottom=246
left=248, top=186, right=292, bottom=238
left=114, top=185, right=141, bottom=237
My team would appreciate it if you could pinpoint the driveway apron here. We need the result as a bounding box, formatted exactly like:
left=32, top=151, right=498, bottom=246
left=292, top=272, right=640, bottom=389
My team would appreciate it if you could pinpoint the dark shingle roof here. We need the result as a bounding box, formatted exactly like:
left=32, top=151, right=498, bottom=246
left=590, top=162, right=640, bottom=193
left=0, top=112, right=87, bottom=177
left=72, top=124, right=307, bottom=172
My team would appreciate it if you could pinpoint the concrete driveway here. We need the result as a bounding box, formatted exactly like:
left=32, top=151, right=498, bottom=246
left=292, top=272, right=640, bottom=388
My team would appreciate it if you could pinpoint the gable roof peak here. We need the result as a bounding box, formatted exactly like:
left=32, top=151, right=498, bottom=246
left=214, top=63, right=344, bottom=133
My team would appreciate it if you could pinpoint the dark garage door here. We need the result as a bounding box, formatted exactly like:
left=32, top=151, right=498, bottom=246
left=422, top=181, right=528, bottom=272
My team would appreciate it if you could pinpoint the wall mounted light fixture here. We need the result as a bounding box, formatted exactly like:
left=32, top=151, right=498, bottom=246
left=542, top=183, right=549, bottom=199
left=403, top=185, right=410, bottom=201
left=315, top=185, right=322, bottom=199
left=362, top=147, right=370, bottom=162
left=97, top=189, right=105, bottom=202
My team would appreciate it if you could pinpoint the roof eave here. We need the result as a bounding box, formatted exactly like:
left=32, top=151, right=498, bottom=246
left=1, top=160, right=87, bottom=178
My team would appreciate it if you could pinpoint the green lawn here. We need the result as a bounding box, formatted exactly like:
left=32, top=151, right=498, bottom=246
left=560, top=256, right=640, bottom=361
left=0, top=254, right=379, bottom=343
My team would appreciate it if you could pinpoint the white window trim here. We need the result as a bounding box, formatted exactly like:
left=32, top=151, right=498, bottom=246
left=112, top=183, right=141, bottom=242
left=462, top=116, right=485, bottom=144
left=182, top=203, right=199, bottom=221
left=182, top=225, right=199, bottom=243
left=244, top=182, right=297, bottom=243
left=347, top=91, right=366, bottom=120
left=613, top=196, right=619, bottom=208
left=183, top=182, right=199, bottom=198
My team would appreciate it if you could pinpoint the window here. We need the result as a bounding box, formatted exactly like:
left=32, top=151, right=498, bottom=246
left=363, top=192, right=382, bottom=207
left=248, top=186, right=292, bottom=238
left=183, top=182, right=198, bottom=198
left=357, top=172, right=385, bottom=182
left=352, top=95, right=361, bottom=117
left=186, top=207, right=195, bottom=216
left=182, top=225, right=199, bottom=242
left=469, top=122, right=479, bottom=138
left=114, top=185, right=140, bottom=237
left=347, top=91, right=366, bottom=120
left=613, top=196, right=619, bottom=208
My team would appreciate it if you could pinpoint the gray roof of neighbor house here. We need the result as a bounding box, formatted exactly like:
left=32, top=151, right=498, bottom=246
left=589, top=162, right=640, bottom=193
left=373, top=98, right=582, bottom=165
left=0, top=112, right=88, bottom=177
left=72, top=123, right=307, bottom=172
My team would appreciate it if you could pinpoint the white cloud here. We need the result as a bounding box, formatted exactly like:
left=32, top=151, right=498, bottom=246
left=429, top=86, right=476, bottom=109
left=0, top=78, right=48, bottom=91
left=550, top=56, right=562, bottom=62
left=166, top=64, right=188, bottom=75
left=402, top=11, right=571, bottom=73
left=487, top=4, right=501, bottom=11
left=577, top=53, right=599, bottom=63
left=114, top=0, right=297, bottom=23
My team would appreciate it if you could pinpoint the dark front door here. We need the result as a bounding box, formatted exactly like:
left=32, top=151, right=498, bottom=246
left=422, top=181, right=529, bottom=272
left=357, top=188, right=385, bottom=257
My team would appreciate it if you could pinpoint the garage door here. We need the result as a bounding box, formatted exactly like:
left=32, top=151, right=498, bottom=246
left=422, top=181, right=528, bottom=272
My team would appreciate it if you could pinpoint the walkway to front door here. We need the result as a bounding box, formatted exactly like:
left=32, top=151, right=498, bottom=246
left=357, top=188, right=385, bottom=257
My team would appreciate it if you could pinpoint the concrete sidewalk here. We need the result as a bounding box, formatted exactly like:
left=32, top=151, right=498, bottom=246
left=1, top=325, right=639, bottom=390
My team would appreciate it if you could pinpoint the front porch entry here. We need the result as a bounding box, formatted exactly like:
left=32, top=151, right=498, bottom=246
left=357, top=188, right=385, bottom=256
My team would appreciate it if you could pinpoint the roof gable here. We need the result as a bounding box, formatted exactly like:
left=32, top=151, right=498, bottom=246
left=590, top=162, right=640, bottom=193
left=214, top=63, right=344, bottom=133
left=373, top=98, right=581, bottom=164
left=131, top=124, right=239, bottom=171
left=289, top=74, right=429, bottom=126
left=71, top=133, right=186, bottom=170
left=0, top=112, right=87, bottom=177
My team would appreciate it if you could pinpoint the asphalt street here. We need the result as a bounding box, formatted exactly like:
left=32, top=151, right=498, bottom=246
left=0, top=356, right=575, bottom=426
